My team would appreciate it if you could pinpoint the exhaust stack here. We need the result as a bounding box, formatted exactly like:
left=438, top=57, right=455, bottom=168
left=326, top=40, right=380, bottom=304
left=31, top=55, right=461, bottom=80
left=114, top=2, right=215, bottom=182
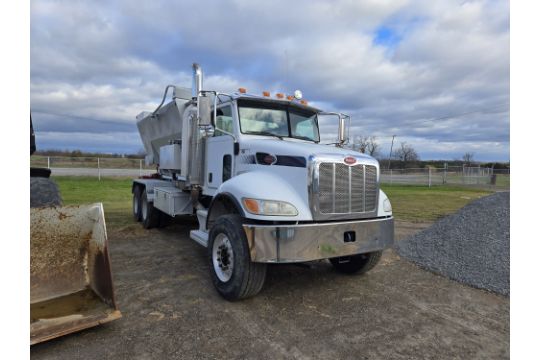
left=192, top=63, right=203, bottom=98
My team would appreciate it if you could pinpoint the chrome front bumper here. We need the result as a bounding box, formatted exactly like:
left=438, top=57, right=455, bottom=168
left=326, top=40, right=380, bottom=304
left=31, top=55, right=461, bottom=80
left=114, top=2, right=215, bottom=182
left=243, top=217, right=394, bottom=263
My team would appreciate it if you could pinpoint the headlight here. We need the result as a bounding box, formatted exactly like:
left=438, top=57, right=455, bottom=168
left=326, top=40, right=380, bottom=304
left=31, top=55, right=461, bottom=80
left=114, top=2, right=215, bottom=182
left=383, top=198, right=392, bottom=212
left=242, top=198, right=298, bottom=216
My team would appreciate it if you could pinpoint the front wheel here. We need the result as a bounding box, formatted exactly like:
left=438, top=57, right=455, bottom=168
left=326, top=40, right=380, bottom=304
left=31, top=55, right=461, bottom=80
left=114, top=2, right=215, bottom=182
left=208, top=214, right=267, bottom=301
left=330, top=251, right=383, bottom=275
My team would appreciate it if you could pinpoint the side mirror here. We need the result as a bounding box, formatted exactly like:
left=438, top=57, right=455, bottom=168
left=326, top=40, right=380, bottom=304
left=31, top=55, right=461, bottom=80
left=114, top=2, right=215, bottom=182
left=338, top=116, right=347, bottom=145
left=198, top=95, right=212, bottom=126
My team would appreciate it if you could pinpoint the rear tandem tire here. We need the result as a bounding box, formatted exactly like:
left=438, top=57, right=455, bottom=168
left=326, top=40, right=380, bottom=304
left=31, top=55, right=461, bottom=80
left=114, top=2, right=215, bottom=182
left=133, top=186, right=142, bottom=222
left=208, top=214, right=267, bottom=301
left=141, top=189, right=160, bottom=229
left=330, top=251, right=383, bottom=275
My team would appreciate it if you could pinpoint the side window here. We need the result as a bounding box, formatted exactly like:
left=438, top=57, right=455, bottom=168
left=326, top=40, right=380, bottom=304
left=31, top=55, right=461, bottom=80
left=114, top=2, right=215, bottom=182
left=213, top=106, right=233, bottom=136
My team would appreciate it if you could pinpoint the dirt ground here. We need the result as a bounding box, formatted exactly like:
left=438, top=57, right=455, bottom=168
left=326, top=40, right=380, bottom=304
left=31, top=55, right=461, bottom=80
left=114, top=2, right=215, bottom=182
left=31, top=219, right=509, bottom=359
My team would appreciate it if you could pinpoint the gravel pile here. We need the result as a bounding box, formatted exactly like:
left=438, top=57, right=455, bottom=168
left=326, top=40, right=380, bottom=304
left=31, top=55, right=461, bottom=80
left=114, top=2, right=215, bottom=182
left=396, top=192, right=510, bottom=296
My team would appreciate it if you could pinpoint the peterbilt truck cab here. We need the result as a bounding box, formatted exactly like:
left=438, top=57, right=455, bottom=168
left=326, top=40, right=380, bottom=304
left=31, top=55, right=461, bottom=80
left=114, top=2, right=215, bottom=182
left=132, top=64, right=394, bottom=300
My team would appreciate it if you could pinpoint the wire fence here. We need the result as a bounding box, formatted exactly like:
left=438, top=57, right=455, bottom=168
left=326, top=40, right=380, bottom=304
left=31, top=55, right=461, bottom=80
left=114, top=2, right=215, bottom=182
left=31, top=155, right=510, bottom=189
left=381, top=166, right=510, bottom=189
left=30, top=155, right=156, bottom=179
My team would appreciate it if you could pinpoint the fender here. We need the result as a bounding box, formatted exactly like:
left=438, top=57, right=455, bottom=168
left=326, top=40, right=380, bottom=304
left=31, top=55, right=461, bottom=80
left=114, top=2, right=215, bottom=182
left=214, top=170, right=313, bottom=222
left=206, top=192, right=245, bottom=230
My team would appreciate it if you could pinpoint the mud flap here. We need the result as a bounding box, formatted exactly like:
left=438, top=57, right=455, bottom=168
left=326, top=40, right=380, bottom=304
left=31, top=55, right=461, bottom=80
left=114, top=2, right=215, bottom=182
left=30, top=204, right=121, bottom=345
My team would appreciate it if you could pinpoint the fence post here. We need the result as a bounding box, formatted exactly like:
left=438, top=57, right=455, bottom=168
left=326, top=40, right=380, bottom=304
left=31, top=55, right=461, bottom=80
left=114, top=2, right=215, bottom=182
left=98, top=157, right=101, bottom=181
left=390, top=169, right=393, bottom=185
left=139, top=159, right=142, bottom=177
left=47, top=156, right=50, bottom=169
left=443, top=163, right=447, bottom=184
left=428, top=167, right=432, bottom=187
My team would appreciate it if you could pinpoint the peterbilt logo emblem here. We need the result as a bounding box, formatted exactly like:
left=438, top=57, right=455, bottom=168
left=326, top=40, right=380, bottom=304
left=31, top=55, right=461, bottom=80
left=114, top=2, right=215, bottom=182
left=344, top=156, right=356, bottom=165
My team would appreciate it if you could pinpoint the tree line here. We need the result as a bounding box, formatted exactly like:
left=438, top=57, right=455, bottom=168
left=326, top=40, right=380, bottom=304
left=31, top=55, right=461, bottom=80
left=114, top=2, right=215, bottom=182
left=348, top=135, right=509, bottom=169
left=34, top=149, right=146, bottom=159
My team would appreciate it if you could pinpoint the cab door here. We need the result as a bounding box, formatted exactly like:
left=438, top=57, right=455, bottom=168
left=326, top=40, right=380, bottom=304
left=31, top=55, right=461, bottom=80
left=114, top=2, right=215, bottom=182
left=204, top=105, right=235, bottom=195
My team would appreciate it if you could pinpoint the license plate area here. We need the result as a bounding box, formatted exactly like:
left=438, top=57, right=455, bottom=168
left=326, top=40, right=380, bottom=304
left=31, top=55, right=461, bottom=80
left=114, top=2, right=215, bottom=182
left=344, top=231, right=356, bottom=243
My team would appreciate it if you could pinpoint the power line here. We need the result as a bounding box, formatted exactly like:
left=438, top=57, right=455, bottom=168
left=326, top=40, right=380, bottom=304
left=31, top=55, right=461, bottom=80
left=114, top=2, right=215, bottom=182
left=31, top=109, right=128, bottom=126
left=406, top=104, right=509, bottom=125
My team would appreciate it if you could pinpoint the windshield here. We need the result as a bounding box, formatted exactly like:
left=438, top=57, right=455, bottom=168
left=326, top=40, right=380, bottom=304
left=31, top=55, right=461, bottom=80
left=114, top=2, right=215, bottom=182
left=238, top=100, right=320, bottom=142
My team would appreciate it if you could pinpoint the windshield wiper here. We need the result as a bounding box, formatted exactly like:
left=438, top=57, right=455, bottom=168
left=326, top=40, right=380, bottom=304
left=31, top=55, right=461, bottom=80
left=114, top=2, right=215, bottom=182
left=245, top=131, right=284, bottom=140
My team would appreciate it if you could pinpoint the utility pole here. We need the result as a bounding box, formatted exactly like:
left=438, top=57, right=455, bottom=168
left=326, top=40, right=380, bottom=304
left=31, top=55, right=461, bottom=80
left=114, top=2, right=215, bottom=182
left=387, top=135, right=396, bottom=170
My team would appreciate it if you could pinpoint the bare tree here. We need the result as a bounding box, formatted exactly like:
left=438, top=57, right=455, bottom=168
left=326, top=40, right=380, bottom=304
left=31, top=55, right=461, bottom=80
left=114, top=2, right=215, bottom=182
left=352, top=136, right=380, bottom=157
left=462, top=152, right=474, bottom=165
left=351, top=135, right=368, bottom=153
left=393, top=142, right=419, bottom=163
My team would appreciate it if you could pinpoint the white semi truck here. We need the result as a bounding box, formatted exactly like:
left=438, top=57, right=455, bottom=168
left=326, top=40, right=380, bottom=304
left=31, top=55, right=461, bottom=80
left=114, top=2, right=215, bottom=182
left=132, top=64, right=394, bottom=300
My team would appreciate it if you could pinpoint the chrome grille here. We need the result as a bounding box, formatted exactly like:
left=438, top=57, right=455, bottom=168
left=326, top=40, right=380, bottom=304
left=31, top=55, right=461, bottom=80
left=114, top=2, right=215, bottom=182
left=365, top=165, right=378, bottom=211
left=335, top=164, right=349, bottom=213
left=316, top=163, right=378, bottom=215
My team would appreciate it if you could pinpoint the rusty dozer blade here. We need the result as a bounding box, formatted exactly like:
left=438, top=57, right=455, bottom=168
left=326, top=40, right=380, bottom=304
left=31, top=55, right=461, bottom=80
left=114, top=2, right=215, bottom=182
left=30, top=203, right=121, bottom=345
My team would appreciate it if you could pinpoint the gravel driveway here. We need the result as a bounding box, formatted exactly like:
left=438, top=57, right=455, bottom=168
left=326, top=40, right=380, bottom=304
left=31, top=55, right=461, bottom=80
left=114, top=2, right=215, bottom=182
left=31, top=220, right=509, bottom=359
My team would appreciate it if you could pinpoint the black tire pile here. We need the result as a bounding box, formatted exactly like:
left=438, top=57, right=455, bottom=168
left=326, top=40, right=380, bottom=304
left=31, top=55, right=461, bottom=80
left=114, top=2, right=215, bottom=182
left=396, top=192, right=510, bottom=296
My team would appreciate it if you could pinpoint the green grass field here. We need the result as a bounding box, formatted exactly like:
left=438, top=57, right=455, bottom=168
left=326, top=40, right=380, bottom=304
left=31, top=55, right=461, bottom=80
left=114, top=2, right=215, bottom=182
left=52, top=176, right=495, bottom=230
left=381, top=184, right=492, bottom=222
left=53, top=176, right=135, bottom=229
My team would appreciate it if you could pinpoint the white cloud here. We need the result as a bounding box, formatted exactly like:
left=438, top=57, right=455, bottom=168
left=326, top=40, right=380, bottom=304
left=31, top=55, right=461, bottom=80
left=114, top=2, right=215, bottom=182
left=30, top=0, right=509, bottom=160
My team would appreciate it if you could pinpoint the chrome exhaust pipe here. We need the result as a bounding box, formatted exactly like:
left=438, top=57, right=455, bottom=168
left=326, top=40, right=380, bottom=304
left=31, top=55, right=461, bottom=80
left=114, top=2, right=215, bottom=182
left=192, top=63, right=203, bottom=98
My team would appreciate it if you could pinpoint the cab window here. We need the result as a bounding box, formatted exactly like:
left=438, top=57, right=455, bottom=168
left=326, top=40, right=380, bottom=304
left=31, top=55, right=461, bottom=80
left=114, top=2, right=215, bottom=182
left=213, top=106, right=234, bottom=136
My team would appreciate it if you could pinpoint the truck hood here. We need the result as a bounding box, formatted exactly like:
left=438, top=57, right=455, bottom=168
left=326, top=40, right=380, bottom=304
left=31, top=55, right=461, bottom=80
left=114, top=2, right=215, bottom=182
left=239, top=138, right=378, bottom=165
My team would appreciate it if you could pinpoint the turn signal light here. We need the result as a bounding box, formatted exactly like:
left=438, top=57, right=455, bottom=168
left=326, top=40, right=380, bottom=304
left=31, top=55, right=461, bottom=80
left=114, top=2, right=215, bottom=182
left=238, top=87, right=247, bottom=94
left=243, top=198, right=260, bottom=214
left=262, top=91, right=270, bottom=97
left=276, top=93, right=284, bottom=99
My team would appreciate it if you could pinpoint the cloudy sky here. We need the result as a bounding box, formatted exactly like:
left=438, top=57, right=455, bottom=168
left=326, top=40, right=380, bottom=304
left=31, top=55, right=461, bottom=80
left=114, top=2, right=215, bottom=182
left=30, top=0, right=509, bottom=161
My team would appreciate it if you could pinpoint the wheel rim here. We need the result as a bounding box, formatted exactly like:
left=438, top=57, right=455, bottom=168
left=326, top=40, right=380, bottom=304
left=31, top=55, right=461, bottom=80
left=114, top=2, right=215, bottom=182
left=212, top=233, right=234, bottom=282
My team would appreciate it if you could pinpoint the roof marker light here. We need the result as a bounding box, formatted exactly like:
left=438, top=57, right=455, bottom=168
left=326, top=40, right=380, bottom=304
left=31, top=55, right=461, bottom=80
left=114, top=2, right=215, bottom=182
left=300, top=100, right=308, bottom=105
left=238, top=87, right=247, bottom=94
left=287, top=95, right=294, bottom=100
left=276, top=93, right=284, bottom=99
left=262, top=91, right=270, bottom=97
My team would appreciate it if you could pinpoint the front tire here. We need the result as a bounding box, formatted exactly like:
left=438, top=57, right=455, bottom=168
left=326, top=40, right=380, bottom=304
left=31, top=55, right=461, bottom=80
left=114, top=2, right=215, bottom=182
left=141, top=189, right=160, bottom=229
left=208, top=214, right=267, bottom=301
left=330, top=251, right=383, bottom=275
